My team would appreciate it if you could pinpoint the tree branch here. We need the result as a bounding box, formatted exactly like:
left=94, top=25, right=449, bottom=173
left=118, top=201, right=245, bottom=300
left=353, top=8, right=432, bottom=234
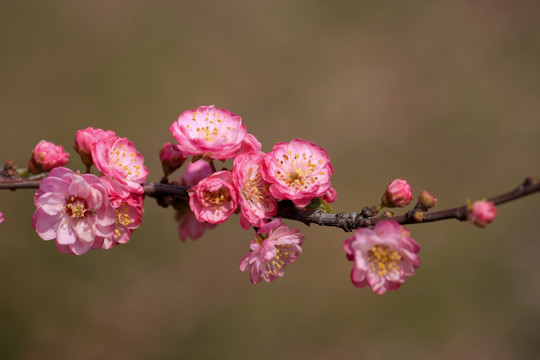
left=1, top=175, right=538, bottom=232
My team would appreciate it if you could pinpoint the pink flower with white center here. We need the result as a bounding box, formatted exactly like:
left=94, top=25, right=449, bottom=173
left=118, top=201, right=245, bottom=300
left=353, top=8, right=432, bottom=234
left=239, top=218, right=304, bottom=284
left=92, top=136, right=149, bottom=198
left=170, top=105, right=247, bottom=160
left=189, top=170, right=238, bottom=224
left=176, top=160, right=216, bottom=241
left=74, top=127, right=116, bottom=168
left=160, top=142, right=186, bottom=176
left=381, top=179, right=413, bottom=208
left=31, top=167, right=116, bottom=255
left=28, top=140, right=70, bottom=174
left=344, top=220, right=421, bottom=295
left=237, top=133, right=262, bottom=153
left=262, top=138, right=333, bottom=207
left=468, top=199, right=497, bottom=227
left=0, top=211, right=4, bottom=224
left=232, top=151, right=277, bottom=230
left=93, top=193, right=143, bottom=250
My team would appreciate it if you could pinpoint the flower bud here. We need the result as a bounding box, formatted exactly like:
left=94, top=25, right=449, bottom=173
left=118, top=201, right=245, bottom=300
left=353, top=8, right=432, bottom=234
left=381, top=179, right=413, bottom=208
left=418, top=190, right=437, bottom=210
left=468, top=200, right=497, bottom=227
left=0, top=211, right=4, bottom=224
left=28, top=140, right=70, bottom=174
left=74, top=127, right=116, bottom=169
left=160, top=142, right=186, bottom=176
left=413, top=210, right=424, bottom=222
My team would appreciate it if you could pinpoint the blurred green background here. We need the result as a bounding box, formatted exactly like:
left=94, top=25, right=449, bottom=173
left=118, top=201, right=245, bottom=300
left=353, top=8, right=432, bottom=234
left=1, top=1, right=539, bottom=359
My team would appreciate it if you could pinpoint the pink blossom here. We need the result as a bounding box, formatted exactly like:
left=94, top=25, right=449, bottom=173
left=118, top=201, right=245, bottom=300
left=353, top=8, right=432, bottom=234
left=344, top=220, right=421, bottom=295
left=91, top=136, right=149, bottom=198
left=74, top=127, right=116, bottom=168
left=239, top=218, right=304, bottom=283
left=28, top=140, right=70, bottom=174
left=189, top=170, right=238, bottom=224
left=177, top=209, right=217, bottom=242
left=31, top=167, right=116, bottom=255
left=0, top=211, right=4, bottom=224
left=160, top=142, right=186, bottom=176
left=238, top=133, right=262, bottom=153
left=176, top=160, right=216, bottom=240
left=93, top=193, right=144, bottom=249
left=170, top=105, right=247, bottom=160
left=232, top=151, right=277, bottom=229
left=381, top=179, right=413, bottom=208
left=468, top=200, right=497, bottom=227
left=262, top=138, right=333, bottom=207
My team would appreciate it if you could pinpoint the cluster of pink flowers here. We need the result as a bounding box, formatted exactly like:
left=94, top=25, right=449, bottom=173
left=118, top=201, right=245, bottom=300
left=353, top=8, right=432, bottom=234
left=167, top=105, right=337, bottom=283
left=31, top=127, right=147, bottom=255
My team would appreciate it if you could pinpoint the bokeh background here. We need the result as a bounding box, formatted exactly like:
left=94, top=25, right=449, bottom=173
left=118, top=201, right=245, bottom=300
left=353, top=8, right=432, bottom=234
left=1, top=1, right=540, bottom=359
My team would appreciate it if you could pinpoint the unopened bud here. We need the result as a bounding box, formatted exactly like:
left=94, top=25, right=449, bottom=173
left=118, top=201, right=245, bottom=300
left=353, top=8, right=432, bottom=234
left=28, top=140, right=70, bottom=174
left=381, top=179, right=413, bottom=208
left=418, top=190, right=437, bottom=211
left=467, top=199, right=497, bottom=227
left=160, top=143, right=186, bottom=176
left=413, top=210, right=424, bottom=222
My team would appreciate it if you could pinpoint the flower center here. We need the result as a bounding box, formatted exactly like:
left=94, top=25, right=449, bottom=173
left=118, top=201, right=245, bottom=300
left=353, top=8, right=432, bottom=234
left=64, top=196, right=89, bottom=219
left=203, top=187, right=231, bottom=208
left=274, top=151, right=325, bottom=191
left=368, top=245, right=403, bottom=276
left=242, top=170, right=272, bottom=208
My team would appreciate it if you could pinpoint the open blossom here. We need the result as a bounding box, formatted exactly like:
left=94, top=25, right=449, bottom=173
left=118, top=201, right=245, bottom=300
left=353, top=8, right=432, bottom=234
left=381, top=179, right=413, bottom=208
left=176, top=160, right=216, bottom=241
left=93, top=193, right=143, bottom=250
left=91, top=136, right=149, bottom=198
left=344, top=220, right=420, bottom=295
left=262, top=138, right=333, bottom=207
left=74, top=127, right=116, bottom=168
left=31, top=167, right=116, bottom=255
left=160, top=142, right=186, bottom=176
left=28, top=140, right=70, bottom=174
left=468, top=200, right=497, bottom=227
left=239, top=218, right=304, bottom=283
left=189, top=170, right=238, bottom=224
left=232, top=151, right=277, bottom=229
left=170, top=105, right=247, bottom=160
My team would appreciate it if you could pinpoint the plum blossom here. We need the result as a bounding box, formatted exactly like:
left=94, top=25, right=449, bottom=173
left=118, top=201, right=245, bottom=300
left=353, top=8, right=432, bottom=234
left=31, top=167, right=116, bottom=255
left=74, top=127, right=116, bottom=168
left=381, top=179, right=413, bottom=208
left=262, top=138, right=333, bottom=207
left=232, top=151, right=277, bottom=229
left=239, top=218, right=304, bottom=283
left=28, top=140, right=70, bottom=174
left=160, top=142, right=186, bottom=176
left=170, top=105, right=247, bottom=160
left=176, top=160, right=216, bottom=241
left=344, top=220, right=420, bottom=295
left=468, top=200, right=497, bottom=227
left=189, top=170, right=238, bottom=224
left=91, top=136, right=149, bottom=198
left=93, top=193, right=143, bottom=249
left=0, top=211, right=4, bottom=224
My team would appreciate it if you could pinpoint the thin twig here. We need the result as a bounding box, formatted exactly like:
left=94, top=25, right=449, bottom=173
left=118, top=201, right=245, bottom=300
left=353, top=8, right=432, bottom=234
left=1, top=175, right=538, bottom=232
